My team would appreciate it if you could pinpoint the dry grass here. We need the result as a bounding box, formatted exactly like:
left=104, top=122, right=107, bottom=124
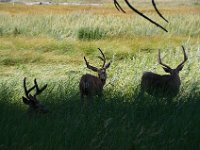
left=0, top=3, right=199, bottom=15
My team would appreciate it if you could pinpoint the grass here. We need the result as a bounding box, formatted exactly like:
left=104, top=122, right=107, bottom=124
left=0, top=3, right=200, bottom=150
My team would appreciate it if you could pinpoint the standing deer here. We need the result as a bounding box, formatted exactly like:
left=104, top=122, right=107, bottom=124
left=141, top=46, right=188, bottom=98
left=79, top=48, right=111, bottom=102
left=22, top=77, right=48, bottom=113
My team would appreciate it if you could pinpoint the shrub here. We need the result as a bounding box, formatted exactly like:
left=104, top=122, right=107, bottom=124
left=78, top=27, right=105, bottom=40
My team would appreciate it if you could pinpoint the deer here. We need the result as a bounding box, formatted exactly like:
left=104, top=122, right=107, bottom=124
left=141, top=46, right=188, bottom=98
left=79, top=48, right=111, bottom=103
left=22, top=77, right=48, bottom=113
left=113, top=0, right=168, bottom=32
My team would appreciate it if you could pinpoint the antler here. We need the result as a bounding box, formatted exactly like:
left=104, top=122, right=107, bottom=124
left=113, top=0, right=168, bottom=32
left=34, top=79, right=47, bottom=97
left=176, top=46, right=188, bottom=69
left=158, top=50, right=171, bottom=69
left=23, top=77, right=36, bottom=98
left=84, top=56, right=98, bottom=72
left=98, top=48, right=106, bottom=68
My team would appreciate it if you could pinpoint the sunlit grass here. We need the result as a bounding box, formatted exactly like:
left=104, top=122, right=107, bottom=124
left=0, top=35, right=198, bottom=68
left=0, top=4, right=199, bottom=39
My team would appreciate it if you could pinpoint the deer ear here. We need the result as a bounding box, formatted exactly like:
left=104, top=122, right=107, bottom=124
left=177, top=65, right=184, bottom=71
left=162, top=67, right=171, bottom=73
left=104, top=62, right=111, bottom=69
left=22, top=96, right=30, bottom=105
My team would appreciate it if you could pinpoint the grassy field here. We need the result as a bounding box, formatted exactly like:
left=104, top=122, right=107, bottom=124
left=0, top=2, right=200, bottom=150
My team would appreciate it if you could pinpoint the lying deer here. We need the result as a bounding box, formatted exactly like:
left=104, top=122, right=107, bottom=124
left=22, top=77, right=48, bottom=113
left=141, top=46, right=188, bottom=98
left=79, top=48, right=111, bottom=102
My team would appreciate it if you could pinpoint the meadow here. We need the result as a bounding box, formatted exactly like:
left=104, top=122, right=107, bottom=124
left=0, top=1, right=200, bottom=150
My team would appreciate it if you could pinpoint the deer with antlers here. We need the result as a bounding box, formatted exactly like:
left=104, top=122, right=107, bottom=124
left=79, top=48, right=111, bottom=103
left=141, top=46, right=188, bottom=98
left=22, top=77, right=48, bottom=113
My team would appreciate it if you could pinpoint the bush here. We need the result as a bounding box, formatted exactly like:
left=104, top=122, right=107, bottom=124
left=78, top=27, right=105, bottom=40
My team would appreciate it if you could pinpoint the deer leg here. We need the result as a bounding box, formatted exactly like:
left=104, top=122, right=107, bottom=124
left=134, top=86, right=145, bottom=103
left=97, top=92, right=105, bottom=104
left=98, top=92, right=103, bottom=99
left=80, top=92, right=85, bottom=105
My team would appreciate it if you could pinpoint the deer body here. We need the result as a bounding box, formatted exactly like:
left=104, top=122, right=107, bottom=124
left=80, top=48, right=111, bottom=102
left=141, top=46, right=187, bottom=98
left=80, top=74, right=105, bottom=98
left=141, top=72, right=181, bottom=97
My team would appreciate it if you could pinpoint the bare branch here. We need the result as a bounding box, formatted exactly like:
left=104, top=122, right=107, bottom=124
left=114, top=0, right=126, bottom=13
left=124, top=0, right=168, bottom=32
left=114, top=0, right=168, bottom=32
left=152, top=0, right=168, bottom=23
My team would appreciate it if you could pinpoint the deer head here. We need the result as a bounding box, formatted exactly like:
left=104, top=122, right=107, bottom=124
left=113, top=0, right=168, bottom=32
left=158, top=46, right=188, bottom=76
left=22, top=77, right=48, bottom=113
left=84, top=48, right=111, bottom=83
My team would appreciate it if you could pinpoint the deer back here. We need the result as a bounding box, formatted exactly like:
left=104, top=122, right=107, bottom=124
left=80, top=74, right=104, bottom=97
left=141, top=72, right=180, bottom=97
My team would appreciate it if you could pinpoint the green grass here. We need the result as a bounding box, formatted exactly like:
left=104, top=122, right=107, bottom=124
left=0, top=6, right=199, bottom=39
left=78, top=27, right=105, bottom=40
left=0, top=3, right=200, bottom=150
left=0, top=45, right=200, bottom=150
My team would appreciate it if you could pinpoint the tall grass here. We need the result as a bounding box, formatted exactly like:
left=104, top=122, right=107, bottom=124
left=0, top=6, right=199, bottom=39
left=78, top=27, right=105, bottom=40
left=0, top=3, right=200, bottom=150
left=0, top=47, right=200, bottom=149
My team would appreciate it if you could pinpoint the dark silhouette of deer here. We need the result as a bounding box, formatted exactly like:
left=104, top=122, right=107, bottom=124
left=79, top=48, right=111, bottom=102
left=141, top=46, right=188, bottom=98
left=22, top=77, right=48, bottom=113
left=113, top=0, right=168, bottom=32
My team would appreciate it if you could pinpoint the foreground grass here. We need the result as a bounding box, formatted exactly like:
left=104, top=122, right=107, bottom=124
left=0, top=45, right=200, bottom=149
left=0, top=77, right=200, bottom=150
left=0, top=3, right=200, bottom=150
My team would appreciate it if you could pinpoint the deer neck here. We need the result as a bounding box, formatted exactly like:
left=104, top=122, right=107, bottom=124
left=170, top=74, right=181, bottom=86
left=100, top=78, right=106, bottom=86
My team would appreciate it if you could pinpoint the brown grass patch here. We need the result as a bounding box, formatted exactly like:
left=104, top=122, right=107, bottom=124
left=0, top=3, right=199, bottom=16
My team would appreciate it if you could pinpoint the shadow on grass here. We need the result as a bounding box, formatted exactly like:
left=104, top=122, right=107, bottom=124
left=0, top=82, right=200, bottom=150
